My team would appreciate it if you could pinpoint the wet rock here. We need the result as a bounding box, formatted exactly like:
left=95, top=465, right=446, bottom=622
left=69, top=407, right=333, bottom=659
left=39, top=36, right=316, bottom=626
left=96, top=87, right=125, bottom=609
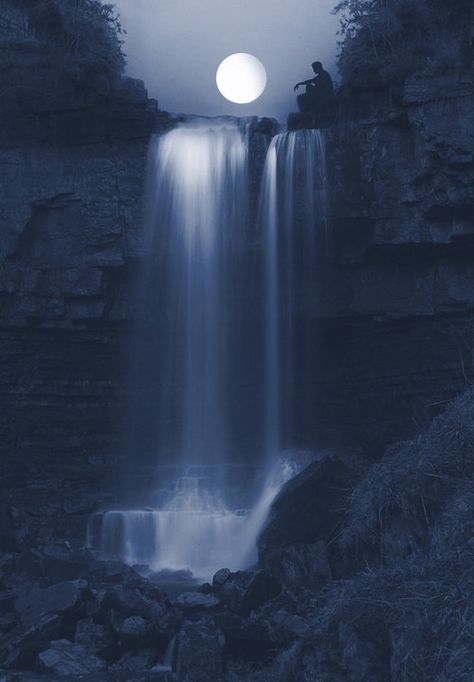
left=241, top=571, right=281, bottom=614
left=214, top=612, right=274, bottom=658
left=37, top=543, right=93, bottom=583
left=212, top=568, right=231, bottom=589
left=87, top=560, right=138, bottom=585
left=74, top=618, right=115, bottom=656
left=107, top=577, right=177, bottom=640
left=287, top=110, right=335, bottom=131
left=0, top=614, right=62, bottom=670
left=176, top=618, right=225, bottom=682
left=110, top=647, right=157, bottom=673
left=175, top=592, right=220, bottom=612
left=109, top=580, right=164, bottom=617
left=15, top=579, right=89, bottom=627
left=258, top=457, right=352, bottom=585
left=116, top=615, right=153, bottom=643
left=38, top=639, right=105, bottom=676
left=212, top=571, right=252, bottom=615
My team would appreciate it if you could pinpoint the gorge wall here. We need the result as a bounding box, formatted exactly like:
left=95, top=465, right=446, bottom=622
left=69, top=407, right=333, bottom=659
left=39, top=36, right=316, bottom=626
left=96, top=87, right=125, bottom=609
left=0, top=59, right=473, bottom=543
left=0, top=73, right=168, bottom=541
left=316, top=71, right=474, bottom=452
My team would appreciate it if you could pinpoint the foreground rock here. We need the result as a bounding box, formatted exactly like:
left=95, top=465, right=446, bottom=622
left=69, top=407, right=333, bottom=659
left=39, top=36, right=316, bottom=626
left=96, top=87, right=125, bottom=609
left=39, top=638, right=105, bottom=676
left=15, top=579, right=89, bottom=626
left=258, top=456, right=352, bottom=587
left=176, top=618, right=225, bottom=682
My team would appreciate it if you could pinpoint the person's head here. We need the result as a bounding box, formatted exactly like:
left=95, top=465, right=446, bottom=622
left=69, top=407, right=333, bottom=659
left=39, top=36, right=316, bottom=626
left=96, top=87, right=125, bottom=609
left=312, top=61, right=323, bottom=74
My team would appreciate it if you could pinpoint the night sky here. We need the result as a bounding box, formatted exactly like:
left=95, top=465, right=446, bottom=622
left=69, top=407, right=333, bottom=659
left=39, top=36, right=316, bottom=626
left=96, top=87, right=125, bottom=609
left=113, top=0, right=340, bottom=122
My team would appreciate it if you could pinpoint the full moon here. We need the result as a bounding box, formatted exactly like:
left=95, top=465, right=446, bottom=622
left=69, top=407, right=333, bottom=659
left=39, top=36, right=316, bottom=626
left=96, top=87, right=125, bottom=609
left=216, top=53, right=267, bottom=104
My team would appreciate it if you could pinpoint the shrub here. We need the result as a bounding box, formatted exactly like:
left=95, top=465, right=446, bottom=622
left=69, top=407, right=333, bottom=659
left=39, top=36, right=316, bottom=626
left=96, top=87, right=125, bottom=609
left=334, top=0, right=471, bottom=88
left=260, top=387, right=474, bottom=681
left=341, top=386, right=474, bottom=562
left=1, top=0, right=125, bottom=92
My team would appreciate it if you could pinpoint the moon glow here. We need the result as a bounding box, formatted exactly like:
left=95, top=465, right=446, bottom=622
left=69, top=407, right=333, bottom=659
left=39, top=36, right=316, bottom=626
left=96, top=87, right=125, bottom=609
left=216, top=53, right=267, bottom=104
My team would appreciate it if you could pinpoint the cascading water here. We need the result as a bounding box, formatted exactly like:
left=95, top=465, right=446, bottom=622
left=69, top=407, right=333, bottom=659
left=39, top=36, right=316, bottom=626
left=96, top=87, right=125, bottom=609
left=260, top=129, right=327, bottom=456
left=132, top=120, right=250, bottom=465
left=88, top=122, right=327, bottom=580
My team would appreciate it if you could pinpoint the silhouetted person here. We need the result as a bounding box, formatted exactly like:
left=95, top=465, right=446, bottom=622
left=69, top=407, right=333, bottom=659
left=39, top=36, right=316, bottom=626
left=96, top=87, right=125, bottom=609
left=294, top=61, right=334, bottom=115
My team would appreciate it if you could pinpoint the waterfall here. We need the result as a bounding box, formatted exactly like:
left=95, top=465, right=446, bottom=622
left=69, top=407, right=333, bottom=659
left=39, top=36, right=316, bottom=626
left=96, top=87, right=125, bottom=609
left=132, top=119, right=250, bottom=466
left=88, top=122, right=327, bottom=579
left=260, top=129, right=327, bottom=457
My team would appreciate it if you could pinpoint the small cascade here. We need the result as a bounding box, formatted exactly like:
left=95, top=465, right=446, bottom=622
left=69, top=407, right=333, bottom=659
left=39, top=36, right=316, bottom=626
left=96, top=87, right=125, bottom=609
left=88, top=462, right=296, bottom=579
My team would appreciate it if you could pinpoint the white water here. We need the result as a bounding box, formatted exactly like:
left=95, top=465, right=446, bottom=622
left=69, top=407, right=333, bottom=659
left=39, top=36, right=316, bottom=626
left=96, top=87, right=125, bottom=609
left=91, top=461, right=297, bottom=579
left=134, top=119, right=249, bottom=464
left=260, top=129, right=327, bottom=456
left=89, top=123, right=327, bottom=580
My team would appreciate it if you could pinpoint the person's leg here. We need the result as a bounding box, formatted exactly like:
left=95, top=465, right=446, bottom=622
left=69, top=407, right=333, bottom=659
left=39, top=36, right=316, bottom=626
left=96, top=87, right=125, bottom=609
left=298, top=94, right=310, bottom=113
left=308, top=88, right=321, bottom=115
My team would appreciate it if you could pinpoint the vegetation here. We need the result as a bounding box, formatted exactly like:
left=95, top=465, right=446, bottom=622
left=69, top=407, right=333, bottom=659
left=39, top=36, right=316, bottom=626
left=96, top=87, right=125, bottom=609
left=264, top=387, right=474, bottom=681
left=1, top=0, right=125, bottom=94
left=333, top=0, right=472, bottom=88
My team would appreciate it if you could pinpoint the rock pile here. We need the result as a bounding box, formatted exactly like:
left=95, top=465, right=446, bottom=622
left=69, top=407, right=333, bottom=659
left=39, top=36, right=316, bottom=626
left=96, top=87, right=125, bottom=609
left=0, top=541, right=302, bottom=681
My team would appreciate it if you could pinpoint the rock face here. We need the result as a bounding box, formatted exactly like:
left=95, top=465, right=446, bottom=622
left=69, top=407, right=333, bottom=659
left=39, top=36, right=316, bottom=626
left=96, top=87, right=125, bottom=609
left=0, top=59, right=472, bottom=553
left=0, top=75, right=168, bottom=549
left=0, top=83, right=276, bottom=545
left=310, top=72, right=474, bottom=451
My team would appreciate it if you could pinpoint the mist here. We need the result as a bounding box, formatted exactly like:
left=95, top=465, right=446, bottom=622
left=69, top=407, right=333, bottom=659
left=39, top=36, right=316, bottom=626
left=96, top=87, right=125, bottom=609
left=113, top=0, right=340, bottom=122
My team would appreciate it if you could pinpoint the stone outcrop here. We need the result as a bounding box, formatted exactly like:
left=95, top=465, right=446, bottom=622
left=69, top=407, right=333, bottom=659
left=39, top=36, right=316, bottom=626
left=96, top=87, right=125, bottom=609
left=302, top=70, right=474, bottom=452
left=258, top=455, right=352, bottom=586
left=0, top=74, right=168, bottom=549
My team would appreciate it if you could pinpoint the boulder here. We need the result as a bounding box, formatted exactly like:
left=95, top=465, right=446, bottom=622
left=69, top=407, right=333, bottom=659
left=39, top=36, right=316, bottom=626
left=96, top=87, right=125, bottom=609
left=107, top=577, right=178, bottom=640
left=214, top=612, right=274, bottom=658
left=176, top=618, right=225, bottom=682
left=175, top=592, right=220, bottom=612
left=108, top=578, right=168, bottom=618
left=212, top=571, right=252, bottom=615
left=86, top=560, right=138, bottom=585
left=37, top=543, right=93, bottom=583
left=39, top=639, right=105, bottom=676
left=74, top=618, right=115, bottom=656
left=110, top=647, right=157, bottom=673
left=258, top=457, right=352, bottom=585
left=115, top=615, right=153, bottom=644
left=15, top=579, right=89, bottom=627
left=241, top=571, right=281, bottom=614
left=212, top=568, right=231, bottom=590
left=0, top=614, right=62, bottom=670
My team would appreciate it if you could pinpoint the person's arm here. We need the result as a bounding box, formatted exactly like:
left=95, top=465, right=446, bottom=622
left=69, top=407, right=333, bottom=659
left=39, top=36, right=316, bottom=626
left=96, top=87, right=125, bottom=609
left=294, top=78, right=314, bottom=91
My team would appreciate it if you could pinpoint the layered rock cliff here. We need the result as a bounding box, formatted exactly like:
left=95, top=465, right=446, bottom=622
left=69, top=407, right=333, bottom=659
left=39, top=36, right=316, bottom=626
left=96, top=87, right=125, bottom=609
left=0, top=61, right=473, bottom=542
left=308, top=70, right=474, bottom=452
left=0, top=75, right=170, bottom=542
